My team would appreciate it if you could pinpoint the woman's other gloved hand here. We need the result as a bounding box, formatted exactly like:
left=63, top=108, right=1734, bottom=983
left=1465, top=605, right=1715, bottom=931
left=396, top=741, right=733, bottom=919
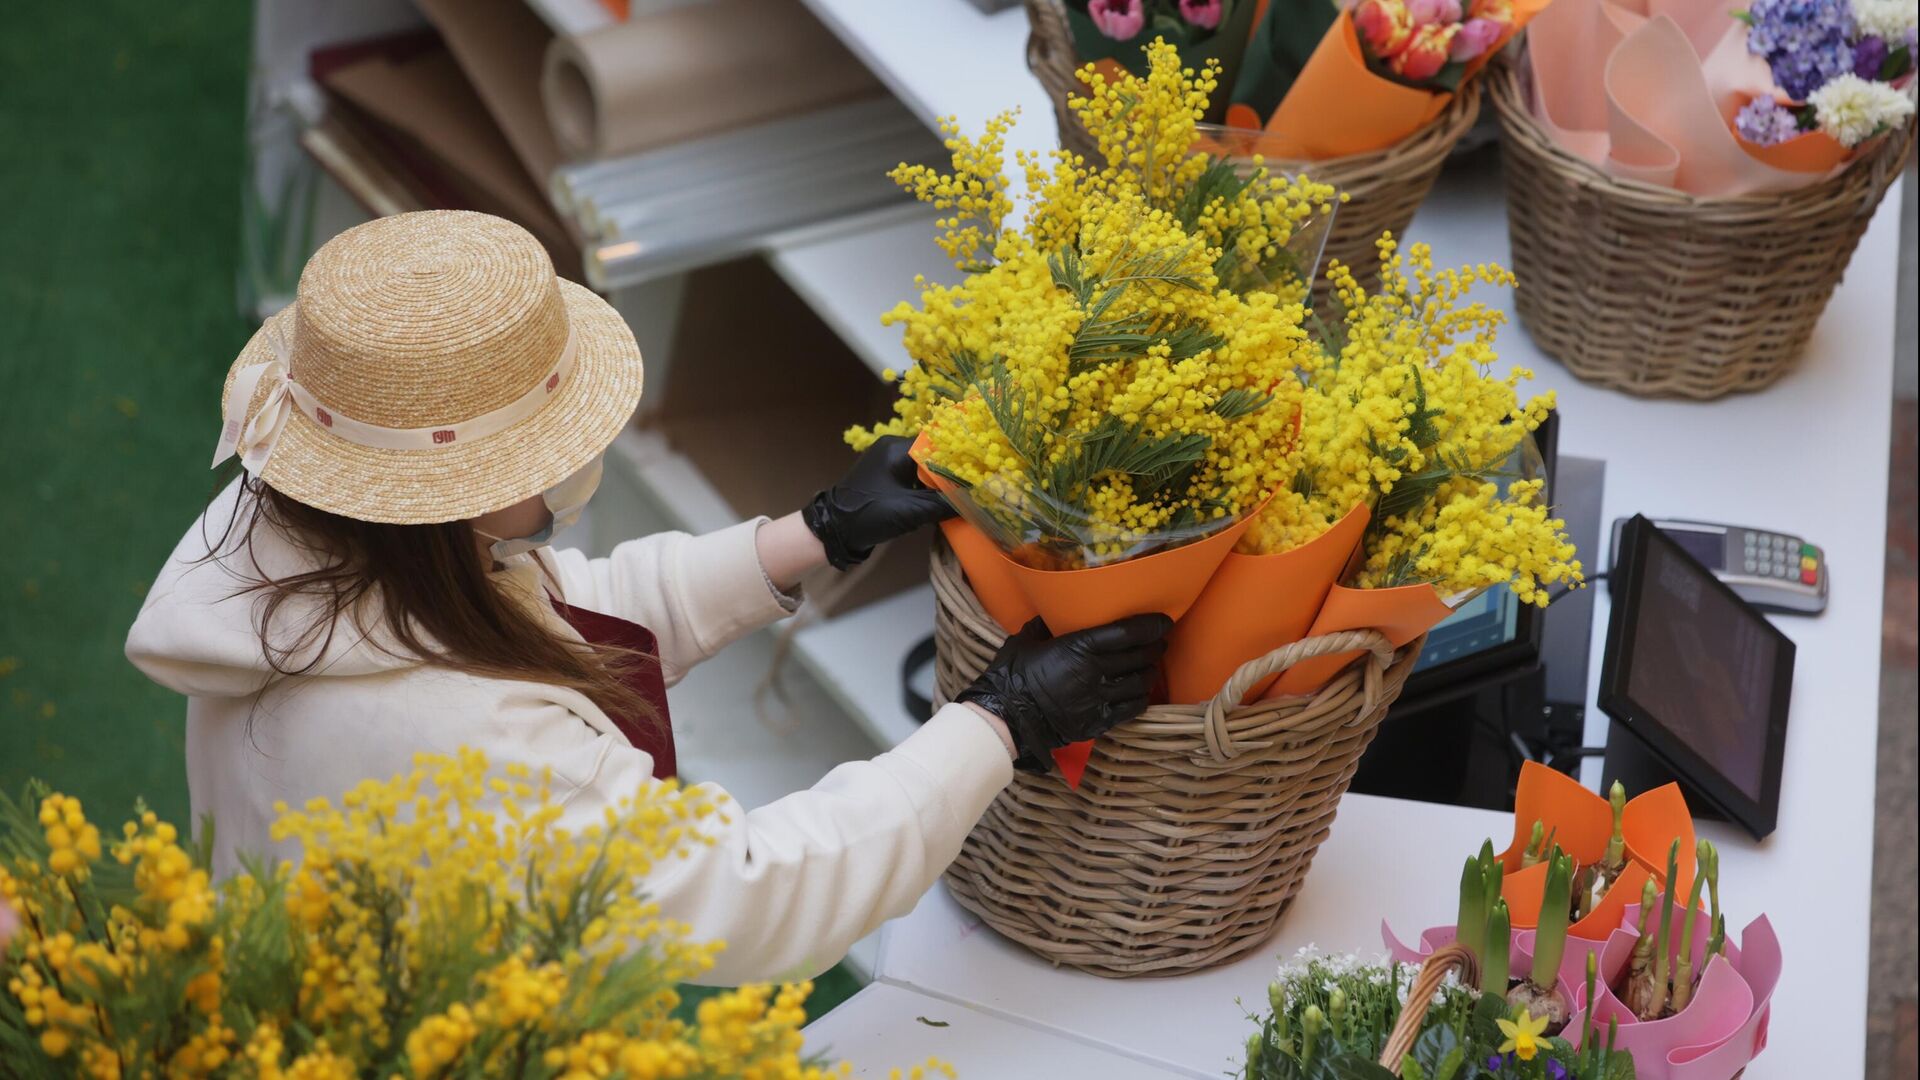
left=957, top=614, right=1174, bottom=774
left=803, top=435, right=955, bottom=570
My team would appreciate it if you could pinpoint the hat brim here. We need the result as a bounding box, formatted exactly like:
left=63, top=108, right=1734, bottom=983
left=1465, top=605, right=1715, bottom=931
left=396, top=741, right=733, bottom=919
left=225, top=279, right=642, bottom=525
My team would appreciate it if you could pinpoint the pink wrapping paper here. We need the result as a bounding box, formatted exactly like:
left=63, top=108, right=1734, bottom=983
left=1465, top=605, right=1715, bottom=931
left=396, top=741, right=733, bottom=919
left=1381, top=921, right=1585, bottom=1009
left=1526, top=0, right=1849, bottom=194
left=1384, top=901, right=1779, bottom=1080
left=1560, top=897, right=1781, bottom=1080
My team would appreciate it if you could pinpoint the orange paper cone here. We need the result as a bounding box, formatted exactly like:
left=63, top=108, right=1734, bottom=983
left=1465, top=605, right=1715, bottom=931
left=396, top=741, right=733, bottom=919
left=1735, top=128, right=1853, bottom=173
left=1261, top=15, right=1452, bottom=159
left=1497, top=762, right=1698, bottom=935
left=1266, top=579, right=1454, bottom=696
left=1621, top=781, right=1697, bottom=904
left=1162, top=504, right=1370, bottom=704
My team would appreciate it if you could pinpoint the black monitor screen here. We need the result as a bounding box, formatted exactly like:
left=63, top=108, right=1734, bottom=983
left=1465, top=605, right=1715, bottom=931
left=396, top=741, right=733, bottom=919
left=1661, top=528, right=1726, bottom=570
left=1622, top=541, right=1780, bottom=800
left=1414, top=584, right=1521, bottom=674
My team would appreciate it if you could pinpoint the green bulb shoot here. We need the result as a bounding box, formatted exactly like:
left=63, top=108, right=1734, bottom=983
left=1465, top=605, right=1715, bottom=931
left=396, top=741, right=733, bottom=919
left=1522, top=819, right=1547, bottom=868
left=1458, top=853, right=1488, bottom=959
left=1530, top=850, right=1574, bottom=990
left=1603, top=782, right=1627, bottom=872
left=1671, top=840, right=1712, bottom=1012
left=1649, top=839, right=1680, bottom=1017
left=1703, top=841, right=1725, bottom=959
left=1482, top=899, right=1511, bottom=993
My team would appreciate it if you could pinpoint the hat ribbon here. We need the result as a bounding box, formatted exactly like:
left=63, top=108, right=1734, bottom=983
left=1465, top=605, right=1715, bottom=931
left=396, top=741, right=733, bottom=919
left=213, top=319, right=579, bottom=473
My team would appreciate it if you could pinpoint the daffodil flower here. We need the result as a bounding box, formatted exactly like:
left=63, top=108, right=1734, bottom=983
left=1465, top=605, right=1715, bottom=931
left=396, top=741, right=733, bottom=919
left=1496, top=1008, right=1551, bottom=1061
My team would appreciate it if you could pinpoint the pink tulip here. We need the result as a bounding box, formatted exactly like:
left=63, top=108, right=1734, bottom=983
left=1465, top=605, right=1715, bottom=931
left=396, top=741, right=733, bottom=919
left=1089, top=0, right=1146, bottom=39
left=1448, top=16, right=1504, bottom=61
left=1179, top=0, right=1224, bottom=29
left=1409, top=0, right=1463, bottom=26
left=0, top=899, right=16, bottom=952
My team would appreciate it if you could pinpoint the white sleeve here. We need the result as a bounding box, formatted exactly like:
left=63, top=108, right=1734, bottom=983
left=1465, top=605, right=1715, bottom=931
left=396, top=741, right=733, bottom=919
left=545, top=519, right=796, bottom=686
left=519, top=698, right=1013, bottom=985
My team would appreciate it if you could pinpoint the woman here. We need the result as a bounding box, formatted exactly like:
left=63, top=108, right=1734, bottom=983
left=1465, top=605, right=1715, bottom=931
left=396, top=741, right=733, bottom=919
left=126, top=211, right=1169, bottom=984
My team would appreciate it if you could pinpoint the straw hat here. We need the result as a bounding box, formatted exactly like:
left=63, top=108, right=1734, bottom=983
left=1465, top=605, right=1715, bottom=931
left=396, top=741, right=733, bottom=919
left=216, top=210, right=642, bottom=524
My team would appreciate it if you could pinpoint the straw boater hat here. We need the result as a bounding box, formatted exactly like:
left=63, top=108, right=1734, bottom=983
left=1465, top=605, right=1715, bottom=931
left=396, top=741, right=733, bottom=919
left=213, top=210, right=642, bottom=524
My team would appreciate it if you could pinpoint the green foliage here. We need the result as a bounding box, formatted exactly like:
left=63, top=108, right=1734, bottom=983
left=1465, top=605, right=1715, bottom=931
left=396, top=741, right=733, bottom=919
left=1242, top=950, right=1637, bottom=1080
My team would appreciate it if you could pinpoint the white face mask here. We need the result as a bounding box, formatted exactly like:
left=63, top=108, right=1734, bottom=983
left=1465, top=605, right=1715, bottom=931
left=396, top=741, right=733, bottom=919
left=474, top=455, right=604, bottom=564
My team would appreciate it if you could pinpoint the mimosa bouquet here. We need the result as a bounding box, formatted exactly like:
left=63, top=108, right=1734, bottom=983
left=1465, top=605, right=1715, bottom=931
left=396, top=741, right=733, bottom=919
left=854, top=43, right=1581, bottom=780
left=0, top=752, right=938, bottom=1080
left=1385, top=765, right=1781, bottom=1080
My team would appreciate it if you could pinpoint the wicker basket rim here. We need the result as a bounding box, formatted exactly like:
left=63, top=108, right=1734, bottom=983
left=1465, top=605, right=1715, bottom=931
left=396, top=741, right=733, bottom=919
left=1488, top=54, right=1913, bottom=213
left=1200, top=77, right=1484, bottom=177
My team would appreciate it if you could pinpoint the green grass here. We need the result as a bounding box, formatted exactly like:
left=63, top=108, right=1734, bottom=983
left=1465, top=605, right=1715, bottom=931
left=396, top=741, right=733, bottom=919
left=0, top=2, right=254, bottom=823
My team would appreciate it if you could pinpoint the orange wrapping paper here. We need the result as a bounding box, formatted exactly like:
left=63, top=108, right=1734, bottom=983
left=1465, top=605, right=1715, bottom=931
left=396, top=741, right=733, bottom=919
left=911, top=432, right=1254, bottom=785
left=1259, top=15, right=1452, bottom=159
left=1498, top=761, right=1697, bottom=938
left=1244, top=2, right=1547, bottom=159
left=1163, top=504, right=1371, bottom=704
left=1266, top=579, right=1456, bottom=696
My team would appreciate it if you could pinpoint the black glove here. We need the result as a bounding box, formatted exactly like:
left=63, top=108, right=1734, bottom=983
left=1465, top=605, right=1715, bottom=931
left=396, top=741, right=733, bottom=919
left=957, top=614, right=1174, bottom=774
left=803, top=435, right=955, bottom=570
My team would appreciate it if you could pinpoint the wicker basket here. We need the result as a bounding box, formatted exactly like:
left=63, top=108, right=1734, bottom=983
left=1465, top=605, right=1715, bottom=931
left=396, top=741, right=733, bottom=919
left=932, top=542, right=1425, bottom=977
left=1020, top=0, right=1480, bottom=298
left=1376, top=943, right=1481, bottom=1070
left=1489, top=57, right=1916, bottom=399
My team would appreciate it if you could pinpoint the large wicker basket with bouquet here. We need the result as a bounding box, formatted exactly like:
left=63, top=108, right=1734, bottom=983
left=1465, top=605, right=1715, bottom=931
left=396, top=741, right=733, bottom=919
left=1490, top=0, right=1917, bottom=398
left=849, top=44, right=1584, bottom=976
left=1021, top=0, right=1549, bottom=301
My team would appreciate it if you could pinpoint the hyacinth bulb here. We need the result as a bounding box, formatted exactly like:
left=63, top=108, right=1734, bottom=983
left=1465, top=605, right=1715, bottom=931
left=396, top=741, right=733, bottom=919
left=1507, top=849, right=1573, bottom=1033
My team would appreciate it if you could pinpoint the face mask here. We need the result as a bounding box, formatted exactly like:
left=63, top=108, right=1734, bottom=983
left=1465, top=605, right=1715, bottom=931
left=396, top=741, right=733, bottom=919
left=475, top=455, right=604, bottom=564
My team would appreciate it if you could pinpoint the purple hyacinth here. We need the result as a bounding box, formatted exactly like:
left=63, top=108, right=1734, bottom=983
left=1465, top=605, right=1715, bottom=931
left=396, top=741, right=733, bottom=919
left=1546, top=1060, right=1569, bottom=1080
left=1744, top=0, right=1857, bottom=100
left=1853, top=35, right=1890, bottom=78
left=1736, top=95, right=1804, bottom=144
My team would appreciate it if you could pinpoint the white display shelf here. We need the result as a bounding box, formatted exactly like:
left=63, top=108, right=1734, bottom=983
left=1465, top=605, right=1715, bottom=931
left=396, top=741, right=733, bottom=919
left=604, top=427, right=934, bottom=754
left=524, top=0, right=615, bottom=36
left=764, top=202, right=960, bottom=379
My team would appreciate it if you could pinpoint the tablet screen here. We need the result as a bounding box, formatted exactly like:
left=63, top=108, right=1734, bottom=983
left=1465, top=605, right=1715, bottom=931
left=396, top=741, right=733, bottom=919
left=1623, top=539, right=1780, bottom=800
left=1600, top=515, right=1793, bottom=839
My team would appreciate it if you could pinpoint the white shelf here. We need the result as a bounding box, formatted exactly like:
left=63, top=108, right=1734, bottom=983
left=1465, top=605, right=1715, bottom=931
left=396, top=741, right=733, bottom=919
left=790, top=584, right=933, bottom=750
left=604, top=427, right=935, bottom=754
left=524, top=0, right=615, bottom=36
left=765, top=203, right=960, bottom=379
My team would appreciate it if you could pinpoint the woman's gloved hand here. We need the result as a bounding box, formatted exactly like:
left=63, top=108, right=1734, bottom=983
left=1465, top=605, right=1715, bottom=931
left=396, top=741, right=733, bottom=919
left=803, top=435, right=955, bottom=570
left=957, top=614, right=1174, bottom=774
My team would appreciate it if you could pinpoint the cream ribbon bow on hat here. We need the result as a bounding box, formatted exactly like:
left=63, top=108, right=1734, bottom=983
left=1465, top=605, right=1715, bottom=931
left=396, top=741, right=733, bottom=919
left=212, top=318, right=300, bottom=474
left=210, top=316, right=580, bottom=473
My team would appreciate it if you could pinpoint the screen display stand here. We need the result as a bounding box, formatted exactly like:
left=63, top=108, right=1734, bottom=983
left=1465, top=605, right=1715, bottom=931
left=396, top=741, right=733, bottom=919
left=1599, top=723, right=1731, bottom=823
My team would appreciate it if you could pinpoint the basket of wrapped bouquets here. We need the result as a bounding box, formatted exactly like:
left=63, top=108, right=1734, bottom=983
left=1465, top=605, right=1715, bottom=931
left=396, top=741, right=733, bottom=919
left=1021, top=0, right=1546, bottom=300
left=1490, top=0, right=1917, bottom=398
left=851, top=44, right=1584, bottom=977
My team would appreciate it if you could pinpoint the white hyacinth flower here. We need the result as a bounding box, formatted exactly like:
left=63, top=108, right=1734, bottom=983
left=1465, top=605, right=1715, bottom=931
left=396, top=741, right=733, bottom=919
left=1849, top=0, right=1918, bottom=41
left=1810, top=74, right=1916, bottom=147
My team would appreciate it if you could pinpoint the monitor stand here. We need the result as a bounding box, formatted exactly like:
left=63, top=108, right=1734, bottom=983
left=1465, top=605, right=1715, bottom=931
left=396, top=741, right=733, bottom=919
left=1599, top=727, right=1732, bottom=823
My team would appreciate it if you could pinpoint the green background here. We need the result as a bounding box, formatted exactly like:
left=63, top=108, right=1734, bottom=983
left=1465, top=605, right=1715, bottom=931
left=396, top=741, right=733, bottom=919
left=0, top=1, right=252, bottom=825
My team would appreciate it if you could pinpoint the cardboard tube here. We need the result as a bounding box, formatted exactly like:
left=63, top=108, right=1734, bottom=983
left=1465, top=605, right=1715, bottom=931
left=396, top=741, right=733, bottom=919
left=542, top=0, right=884, bottom=162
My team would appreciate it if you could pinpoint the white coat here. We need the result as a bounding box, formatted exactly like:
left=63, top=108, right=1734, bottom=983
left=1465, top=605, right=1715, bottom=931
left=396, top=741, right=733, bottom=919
left=125, top=480, right=1013, bottom=984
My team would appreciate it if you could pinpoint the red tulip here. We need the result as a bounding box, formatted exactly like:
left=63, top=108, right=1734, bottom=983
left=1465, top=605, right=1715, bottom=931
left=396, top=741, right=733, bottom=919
left=1354, top=0, right=1415, bottom=57
left=1393, top=23, right=1457, bottom=81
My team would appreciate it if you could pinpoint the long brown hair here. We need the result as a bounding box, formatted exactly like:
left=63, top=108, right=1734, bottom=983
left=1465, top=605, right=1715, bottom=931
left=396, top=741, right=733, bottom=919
left=205, top=473, right=656, bottom=724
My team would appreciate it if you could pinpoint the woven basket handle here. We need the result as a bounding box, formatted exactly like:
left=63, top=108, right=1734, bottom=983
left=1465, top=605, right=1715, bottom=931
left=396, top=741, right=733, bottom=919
left=1022, top=0, right=1079, bottom=103
left=1199, top=629, right=1396, bottom=764
left=1377, top=942, right=1482, bottom=1073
